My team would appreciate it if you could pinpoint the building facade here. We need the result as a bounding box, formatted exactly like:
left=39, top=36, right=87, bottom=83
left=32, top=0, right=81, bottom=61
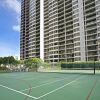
left=44, top=0, right=100, bottom=64
left=20, top=0, right=100, bottom=64
left=20, top=0, right=40, bottom=60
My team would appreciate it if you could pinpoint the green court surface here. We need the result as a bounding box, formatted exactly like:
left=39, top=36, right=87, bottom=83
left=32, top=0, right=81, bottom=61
left=0, top=72, right=100, bottom=100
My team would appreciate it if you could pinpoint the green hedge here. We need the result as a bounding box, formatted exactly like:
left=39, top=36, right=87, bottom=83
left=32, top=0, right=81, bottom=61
left=61, top=61, right=100, bottom=69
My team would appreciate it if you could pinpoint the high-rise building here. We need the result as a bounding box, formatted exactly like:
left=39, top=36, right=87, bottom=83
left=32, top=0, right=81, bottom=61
left=44, top=0, right=100, bottom=64
left=20, top=0, right=100, bottom=64
left=20, top=0, right=40, bottom=60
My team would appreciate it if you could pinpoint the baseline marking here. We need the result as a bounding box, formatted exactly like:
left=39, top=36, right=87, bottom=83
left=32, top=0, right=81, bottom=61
left=0, top=84, right=38, bottom=99
left=37, top=76, right=84, bottom=99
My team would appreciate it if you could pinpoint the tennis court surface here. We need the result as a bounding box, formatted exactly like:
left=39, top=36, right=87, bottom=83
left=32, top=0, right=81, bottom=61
left=0, top=72, right=100, bottom=100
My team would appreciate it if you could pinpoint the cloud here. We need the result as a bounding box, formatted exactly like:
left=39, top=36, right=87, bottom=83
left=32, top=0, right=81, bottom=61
left=3, top=0, right=21, bottom=32
left=4, top=0, right=21, bottom=15
left=13, top=25, right=20, bottom=32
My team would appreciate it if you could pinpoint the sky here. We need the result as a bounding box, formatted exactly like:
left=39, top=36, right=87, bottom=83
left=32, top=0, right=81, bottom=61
left=0, top=0, right=21, bottom=57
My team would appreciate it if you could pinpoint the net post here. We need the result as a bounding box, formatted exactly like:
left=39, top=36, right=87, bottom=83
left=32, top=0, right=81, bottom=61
left=94, top=61, right=95, bottom=75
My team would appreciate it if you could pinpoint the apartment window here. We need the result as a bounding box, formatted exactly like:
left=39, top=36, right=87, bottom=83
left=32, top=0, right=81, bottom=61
left=53, top=18, right=58, bottom=22
left=98, top=35, right=100, bottom=40
left=97, top=17, right=100, bottom=20
left=98, top=27, right=100, bottom=31
left=74, top=37, right=80, bottom=42
left=73, top=23, right=79, bottom=27
left=96, top=6, right=100, bottom=10
left=74, top=47, right=80, bottom=51
left=72, top=0, right=78, bottom=5
left=74, top=52, right=80, bottom=56
left=73, top=18, right=79, bottom=23
left=54, top=26, right=58, bottom=29
left=97, top=11, right=100, bottom=15
left=75, top=57, right=80, bottom=61
left=54, top=55, right=58, bottom=58
left=74, top=42, right=80, bottom=46
left=54, top=43, right=58, bottom=45
left=54, top=30, right=58, bottom=33
left=54, top=34, right=58, bottom=37
left=73, top=14, right=79, bottom=18
left=95, top=1, right=100, bottom=5
left=97, top=22, right=100, bottom=26
left=74, top=28, right=79, bottom=32
left=73, top=32, right=80, bottom=37
left=73, top=9, right=79, bottom=14
left=98, top=45, right=100, bottom=48
left=54, top=48, right=58, bottom=50
left=73, top=5, right=78, bottom=9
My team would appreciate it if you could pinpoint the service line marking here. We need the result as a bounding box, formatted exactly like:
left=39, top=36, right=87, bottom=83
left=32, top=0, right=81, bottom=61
left=37, top=76, right=84, bottom=99
left=0, top=84, right=38, bottom=99
left=20, top=75, right=77, bottom=92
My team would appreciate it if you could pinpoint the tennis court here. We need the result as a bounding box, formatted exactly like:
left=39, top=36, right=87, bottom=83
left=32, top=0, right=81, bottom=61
left=0, top=72, right=100, bottom=100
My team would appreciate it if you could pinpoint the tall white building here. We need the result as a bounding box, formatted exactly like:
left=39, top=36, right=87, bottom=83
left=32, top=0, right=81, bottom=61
left=44, top=0, right=100, bottom=64
left=20, top=0, right=100, bottom=64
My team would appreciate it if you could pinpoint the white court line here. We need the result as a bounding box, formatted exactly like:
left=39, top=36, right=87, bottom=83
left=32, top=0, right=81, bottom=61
left=0, top=76, right=85, bottom=100
left=20, top=76, right=73, bottom=92
left=0, top=84, right=38, bottom=99
left=37, top=76, right=84, bottom=99
left=24, top=77, right=37, bottom=80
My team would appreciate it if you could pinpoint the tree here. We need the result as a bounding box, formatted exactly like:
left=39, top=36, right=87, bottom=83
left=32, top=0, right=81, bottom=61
left=0, top=57, right=3, bottom=65
left=24, top=58, right=33, bottom=68
left=0, top=56, right=16, bottom=65
left=0, top=56, right=20, bottom=71
left=42, top=62, right=51, bottom=68
left=24, top=58, right=43, bottom=71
